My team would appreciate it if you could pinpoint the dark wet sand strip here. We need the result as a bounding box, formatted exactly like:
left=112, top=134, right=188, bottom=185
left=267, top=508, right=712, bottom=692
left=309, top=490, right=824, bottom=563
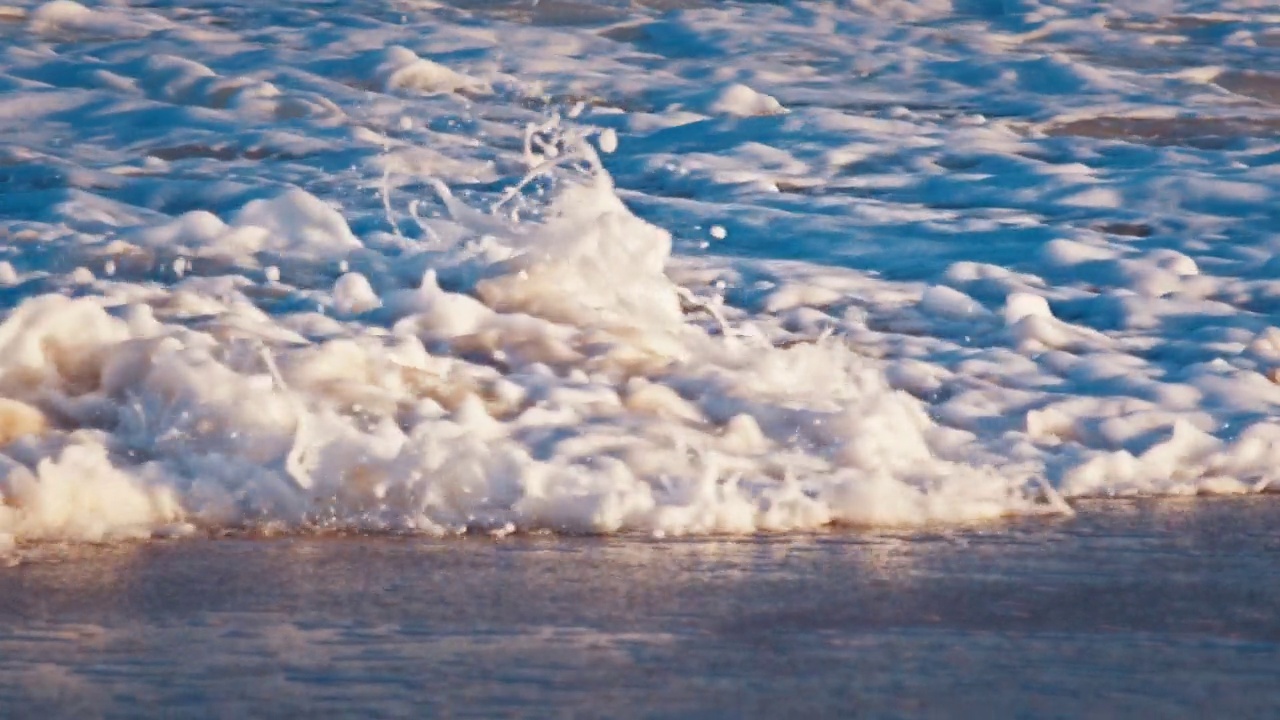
left=1, top=497, right=1278, bottom=718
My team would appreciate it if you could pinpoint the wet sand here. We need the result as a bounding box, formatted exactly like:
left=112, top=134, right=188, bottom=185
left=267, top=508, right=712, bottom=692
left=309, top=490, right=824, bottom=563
left=2, top=497, right=1278, bottom=718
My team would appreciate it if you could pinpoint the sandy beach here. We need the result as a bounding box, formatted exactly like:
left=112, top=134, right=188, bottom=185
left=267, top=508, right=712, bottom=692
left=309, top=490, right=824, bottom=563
left=3, top=497, right=1278, bottom=718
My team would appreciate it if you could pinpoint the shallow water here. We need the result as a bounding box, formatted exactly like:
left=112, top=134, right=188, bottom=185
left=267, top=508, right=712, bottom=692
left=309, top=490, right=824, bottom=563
left=3, top=497, right=1278, bottom=718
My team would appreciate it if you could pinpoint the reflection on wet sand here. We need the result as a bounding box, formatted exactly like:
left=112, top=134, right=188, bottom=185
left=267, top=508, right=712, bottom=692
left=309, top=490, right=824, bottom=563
left=1045, top=115, right=1280, bottom=147
left=1, top=498, right=1278, bottom=717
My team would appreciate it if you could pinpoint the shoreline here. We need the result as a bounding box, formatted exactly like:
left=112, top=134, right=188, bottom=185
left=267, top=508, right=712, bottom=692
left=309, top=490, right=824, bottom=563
left=2, top=496, right=1277, bottom=717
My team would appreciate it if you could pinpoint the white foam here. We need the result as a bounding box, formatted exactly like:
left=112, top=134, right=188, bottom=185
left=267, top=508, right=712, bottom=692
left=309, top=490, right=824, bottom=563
left=706, top=84, right=786, bottom=117
left=333, top=273, right=381, bottom=316
left=231, top=189, right=362, bottom=256
left=0, top=0, right=1276, bottom=543
left=28, top=0, right=170, bottom=38
left=597, top=129, right=619, bottom=154
left=920, top=285, right=989, bottom=319
left=374, top=47, right=490, bottom=95
left=1003, top=293, right=1054, bottom=325
left=0, top=157, right=1053, bottom=542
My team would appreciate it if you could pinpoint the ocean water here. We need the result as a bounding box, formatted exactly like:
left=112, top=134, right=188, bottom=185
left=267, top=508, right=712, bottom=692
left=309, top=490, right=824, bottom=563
left=0, top=0, right=1278, bottom=713
left=1, top=0, right=1279, bottom=542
